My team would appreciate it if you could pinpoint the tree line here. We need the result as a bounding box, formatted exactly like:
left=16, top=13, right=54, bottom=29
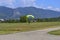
left=1, top=16, right=60, bottom=23
left=37, top=17, right=60, bottom=22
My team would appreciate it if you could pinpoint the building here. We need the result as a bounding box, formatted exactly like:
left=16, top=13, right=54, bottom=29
left=0, top=19, right=5, bottom=22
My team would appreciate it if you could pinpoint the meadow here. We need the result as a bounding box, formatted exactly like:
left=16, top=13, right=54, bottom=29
left=0, top=22, right=60, bottom=34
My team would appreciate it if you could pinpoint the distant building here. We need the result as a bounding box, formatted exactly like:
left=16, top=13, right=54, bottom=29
left=0, top=19, right=5, bottom=22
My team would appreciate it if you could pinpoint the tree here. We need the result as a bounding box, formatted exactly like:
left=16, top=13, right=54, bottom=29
left=20, top=16, right=27, bottom=22
left=20, top=15, right=35, bottom=23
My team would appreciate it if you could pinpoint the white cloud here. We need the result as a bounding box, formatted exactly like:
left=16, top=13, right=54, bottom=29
left=0, top=0, right=15, bottom=8
left=55, top=8, right=60, bottom=11
left=35, top=5, right=60, bottom=11
left=19, top=0, right=36, bottom=7
left=0, top=0, right=13, bottom=4
left=47, top=6, right=53, bottom=9
left=0, top=0, right=60, bottom=12
left=0, top=0, right=36, bottom=8
left=44, top=6, right=60, bottom=11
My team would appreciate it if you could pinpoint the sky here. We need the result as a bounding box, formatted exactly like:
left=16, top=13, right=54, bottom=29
left=0, top=0, right=60, bottom=11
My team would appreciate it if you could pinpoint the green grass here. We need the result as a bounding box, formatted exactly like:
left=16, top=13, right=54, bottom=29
left=48, top=30, right=60, bottom=35
left=0, top=22, right=60, bottom=34
left=0, top=31, right=19, bottom=35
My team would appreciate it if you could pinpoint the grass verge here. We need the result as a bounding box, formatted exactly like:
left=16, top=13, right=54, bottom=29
left=48, top=30, right=60, bottom=35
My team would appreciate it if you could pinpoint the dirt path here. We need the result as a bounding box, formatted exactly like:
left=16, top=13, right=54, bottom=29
left=0, top=27, right=60, bottom=40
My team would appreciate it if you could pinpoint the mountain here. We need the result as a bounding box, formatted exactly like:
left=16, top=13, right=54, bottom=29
left=0, top=6, right=13, bottom=19
left=0, top=6, right=60, bottom=19
left=15, top=7, right=60, bottom=18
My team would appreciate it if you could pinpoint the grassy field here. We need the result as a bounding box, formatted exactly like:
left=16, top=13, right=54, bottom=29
left=48, top=30, right=60, bottom=35
left=0, top=22, right=60, bottom=34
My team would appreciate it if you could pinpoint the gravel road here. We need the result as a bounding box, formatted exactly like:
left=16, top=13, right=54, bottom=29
left=0, top=27, right=60, bottom=40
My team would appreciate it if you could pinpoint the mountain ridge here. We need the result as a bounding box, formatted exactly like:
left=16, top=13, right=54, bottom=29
left=0, top=6, right=60, bottom=19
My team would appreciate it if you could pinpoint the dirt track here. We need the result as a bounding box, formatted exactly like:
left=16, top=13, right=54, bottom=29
left=0, top=27, right=60, bottom=40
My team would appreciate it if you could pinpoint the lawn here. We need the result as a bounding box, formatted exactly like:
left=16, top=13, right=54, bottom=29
left=48, top=30, right=60, bottom=35
left=0, top=22, right=60, bottom=34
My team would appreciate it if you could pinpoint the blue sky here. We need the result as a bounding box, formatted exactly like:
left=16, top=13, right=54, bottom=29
left=0, top=0, right=60, bottom=11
